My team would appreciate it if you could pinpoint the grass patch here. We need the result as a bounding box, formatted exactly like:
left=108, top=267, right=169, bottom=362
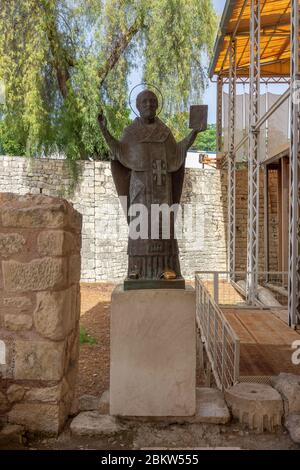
left=80, top=326, right=97, bottom=346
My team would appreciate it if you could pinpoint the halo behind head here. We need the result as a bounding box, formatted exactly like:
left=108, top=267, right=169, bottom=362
left=129, top=83, right=163, bottom=117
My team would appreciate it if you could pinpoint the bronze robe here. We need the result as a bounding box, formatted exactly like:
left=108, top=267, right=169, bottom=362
left=110, top=117, right=187, bottom=280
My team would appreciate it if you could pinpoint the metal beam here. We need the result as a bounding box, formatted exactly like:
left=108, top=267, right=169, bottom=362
left=228, top=40, right=237, bottom=277
left=288, top=0, right=300, bottom=327
left=216, top=76, right=223, bottom=154
left=246, top=0, right=261, bottom=304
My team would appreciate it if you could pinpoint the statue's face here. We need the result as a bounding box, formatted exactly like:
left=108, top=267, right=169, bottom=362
left=136, top=91, right=158, bottom=120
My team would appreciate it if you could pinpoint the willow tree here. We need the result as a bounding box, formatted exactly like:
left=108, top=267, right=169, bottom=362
left=0, top=0, right=217, bottom=160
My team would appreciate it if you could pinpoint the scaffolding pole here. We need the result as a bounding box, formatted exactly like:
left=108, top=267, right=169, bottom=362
left=246, top=0, right=261, bottom=303
left=228, top=40, right=236, bottom=276
left=216, top=76, right=223, bottom=154
left=289, top=0, right=300, bottom=327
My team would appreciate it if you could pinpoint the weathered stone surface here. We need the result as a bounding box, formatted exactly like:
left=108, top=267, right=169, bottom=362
left=14, top=339, right=65, bottom=381
left=3, top=296, right=32, bottom=311
left=195, top=388, right=230, bottom=424
left=8, top=403, right=65, bottom=434
left=37, top=230, right=76, bottom=256
left=7, top=385, right=25, bottom=404
left=33, top=288, right=74, bottom=340
left=2, top=257, right=67, bottom=291
left=1, top=205, right=66, bottom=229
left=99, top=390, right=110, bottom=415
left=285, top=414, right=300, bottom=444
left=225, top=383, right=283, bottom=433
left=0, top=391, right=9, bottom=413
left=110, top=286, right=196, bottom=417
left=0, top=233, right=26, bottom=258
left=4, top=314, right=32, bottom=331
left=0, top=424, right=24, bottom=445
left=69, top=398, right=79, bottom=417
left=69, top=255, right=81, bottom=284
left=79, top=395, right=100, bottom=412
left=70, top=412, right=124, bottom=437
left=25, top=380, right=69, bottom=403
left=274, top=373, right=300, bottom=415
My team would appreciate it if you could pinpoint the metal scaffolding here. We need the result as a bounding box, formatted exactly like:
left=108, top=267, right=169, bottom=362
left=289, top=0, right=300, bottom=327
left=228, top=40, right=237, bottom=276
left=246, top=0, right=261, bottom=303
left=209, top=0, right=300, bottom=328
left=216, top=76, right=223, bottom=154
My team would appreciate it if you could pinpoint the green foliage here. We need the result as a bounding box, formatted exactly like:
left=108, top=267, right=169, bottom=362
left=0, top=0, right=217, bottom=161
left=80, top=326, right=97, bottom=346
left=194, top=124, right=216, bottom=152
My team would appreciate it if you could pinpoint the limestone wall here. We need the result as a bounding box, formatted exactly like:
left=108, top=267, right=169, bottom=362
left=0, top=193, right=82, bottom=433
left=0, top=156, right=228, bottom=280
left=0, top=156, right=279, bottom=280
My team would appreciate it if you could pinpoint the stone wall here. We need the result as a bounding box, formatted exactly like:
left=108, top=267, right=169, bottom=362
left=0, top=194, right=82, bottom=433
left=0, top=156, right=228, bottom=281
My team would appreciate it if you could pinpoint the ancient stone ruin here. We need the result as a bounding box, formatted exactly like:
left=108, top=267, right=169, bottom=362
left=0, top=193, right=82, bottom=433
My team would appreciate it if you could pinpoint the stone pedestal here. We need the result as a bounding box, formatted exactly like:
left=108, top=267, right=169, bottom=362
left=110, top=285, right=196, bottom=416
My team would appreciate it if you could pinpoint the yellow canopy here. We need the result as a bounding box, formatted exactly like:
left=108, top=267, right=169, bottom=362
left=209, top=0, right=291, bottom=77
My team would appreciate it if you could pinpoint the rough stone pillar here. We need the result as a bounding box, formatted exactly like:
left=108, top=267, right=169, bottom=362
left=0, top=193, right=82, bottom=434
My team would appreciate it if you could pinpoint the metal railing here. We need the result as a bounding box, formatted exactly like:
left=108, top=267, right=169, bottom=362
left=195, top=271, right=289, bottom=309
left=195, top=273, right=240, bottom=390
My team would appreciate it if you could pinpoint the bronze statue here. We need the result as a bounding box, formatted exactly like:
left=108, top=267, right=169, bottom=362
left=98, top=90, right=207, bottom=290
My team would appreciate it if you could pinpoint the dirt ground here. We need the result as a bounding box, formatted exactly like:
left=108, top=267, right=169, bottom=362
left=75, top=282, right=115, bottom=399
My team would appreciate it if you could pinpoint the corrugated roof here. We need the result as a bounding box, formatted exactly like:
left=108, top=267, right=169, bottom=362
left=209, top=0, right=291, bottom=77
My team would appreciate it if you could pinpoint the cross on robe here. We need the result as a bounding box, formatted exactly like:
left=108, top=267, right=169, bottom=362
left=153, top=160, right=166, bottom=186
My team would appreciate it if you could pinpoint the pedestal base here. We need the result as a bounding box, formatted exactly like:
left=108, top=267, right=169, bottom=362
left=110, top=285, right=196, bottom=417
left=124, top=277, right=185, bottom=291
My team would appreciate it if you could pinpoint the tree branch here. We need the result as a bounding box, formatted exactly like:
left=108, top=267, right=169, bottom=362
left=98, top=16, right=142, bottom=86
left=40, top=1, right=75, bottom=99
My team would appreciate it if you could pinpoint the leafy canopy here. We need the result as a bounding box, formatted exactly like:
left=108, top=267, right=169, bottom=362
left=0, top=0, right=217, bottom=160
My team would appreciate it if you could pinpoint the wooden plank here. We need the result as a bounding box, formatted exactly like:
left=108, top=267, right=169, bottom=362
left=222, top=307, right=300, bottom=377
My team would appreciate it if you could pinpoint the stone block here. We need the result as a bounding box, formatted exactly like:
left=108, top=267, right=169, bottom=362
left=195, top=388, right=230, bottom=424
left=8, top=403, right=65, bottom=434
left=25, top=379, right=69, bottom=403
left=2, top=257, right=68, bottom=291
left=0, top=424, right=25, bottom=445
left=1, top=205, right=66, bottom=229
left=70, top=412, right=124, bottom=437
left=37, top=230, right=76, bottom=256
left=7, top=385, right=25, bottom=404
left=0, top=233, right=26, bottom=257
left=3, top=296, right=32, bottom=311
left=33, top=287, right=75, bottom=340
left=110, top=285, right=196, bottom=416
left=225, top=383, right=283, bottom=433
left=274, top=373, right=300, bottom=415
left=79, top=395, right=100, bottom=412
left=285, top=414, right=300, bottom=444
left=4, top=314, right=32, bottom=331
left=14, top=339, right=65, bottom=381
